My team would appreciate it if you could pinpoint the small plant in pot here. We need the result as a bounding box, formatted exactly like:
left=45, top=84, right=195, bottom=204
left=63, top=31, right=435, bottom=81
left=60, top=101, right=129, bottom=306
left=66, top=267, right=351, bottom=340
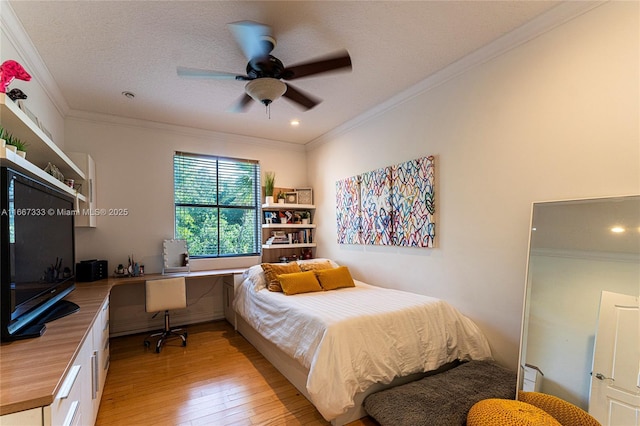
left=300, top=211, right=311, bottom=224
left=11, top=138, right=28, bottom=158
left=264, top=171, right=275, bottom=204
left=3, top=131, right=26, bottom=157
left=277, top=191, right=286, bottom=204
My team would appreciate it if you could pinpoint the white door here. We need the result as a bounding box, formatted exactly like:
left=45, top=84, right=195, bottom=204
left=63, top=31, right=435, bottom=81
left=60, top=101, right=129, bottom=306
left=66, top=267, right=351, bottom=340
left=589, top=291, right=640, bottom=425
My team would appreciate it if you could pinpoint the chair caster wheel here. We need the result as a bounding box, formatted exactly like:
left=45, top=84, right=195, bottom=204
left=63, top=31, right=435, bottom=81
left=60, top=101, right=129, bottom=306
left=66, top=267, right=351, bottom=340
left=155, top=346, right=161, bottom=353
left=144, top=340, right=150, bottom=348
left=182, top=340, right=187, bottom=347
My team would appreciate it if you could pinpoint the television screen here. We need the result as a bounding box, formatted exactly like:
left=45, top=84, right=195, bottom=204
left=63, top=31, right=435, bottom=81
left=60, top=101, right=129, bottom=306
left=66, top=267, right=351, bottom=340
left=1, top=167, right=76, bottom=339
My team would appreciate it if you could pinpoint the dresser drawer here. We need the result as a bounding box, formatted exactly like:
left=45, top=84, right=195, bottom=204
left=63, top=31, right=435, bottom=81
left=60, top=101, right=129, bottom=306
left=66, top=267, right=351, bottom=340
left=49, top=363, right=84, bottom=426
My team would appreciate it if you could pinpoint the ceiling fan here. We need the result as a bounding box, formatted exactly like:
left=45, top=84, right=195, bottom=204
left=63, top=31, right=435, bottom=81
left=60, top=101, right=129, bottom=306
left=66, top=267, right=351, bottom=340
left=177, top=20, right=352, bottom=113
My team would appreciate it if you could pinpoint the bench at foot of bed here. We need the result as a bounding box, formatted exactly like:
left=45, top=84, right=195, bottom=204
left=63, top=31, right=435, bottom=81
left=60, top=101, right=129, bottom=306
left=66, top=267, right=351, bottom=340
left=363, top=360, right=516, bottom=426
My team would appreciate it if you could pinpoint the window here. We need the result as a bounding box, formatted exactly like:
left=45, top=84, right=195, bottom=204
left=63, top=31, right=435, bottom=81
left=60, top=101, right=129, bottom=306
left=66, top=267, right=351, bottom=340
left=174, top=152, right=260, bottom=258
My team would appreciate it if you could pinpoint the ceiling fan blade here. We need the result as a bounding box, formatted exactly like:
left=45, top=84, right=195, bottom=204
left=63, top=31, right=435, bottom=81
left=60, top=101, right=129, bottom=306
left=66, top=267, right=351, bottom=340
left=228, top=93, right=254, bottom=113
left=228, top=20, right=274, bottom=60
left=282, top=50, right=352, bottom=80
left=177, top=66, right=243, bottom=80
left=283, top=83, right=321, bottom=110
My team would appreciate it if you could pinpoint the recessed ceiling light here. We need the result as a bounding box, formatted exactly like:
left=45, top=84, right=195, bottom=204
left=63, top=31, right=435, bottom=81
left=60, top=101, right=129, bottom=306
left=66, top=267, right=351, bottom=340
left=290, top=119, right=300, bottom=126
left=122, top=91, right=135, bottom=99
left=610, top=226, right=625, bottom=233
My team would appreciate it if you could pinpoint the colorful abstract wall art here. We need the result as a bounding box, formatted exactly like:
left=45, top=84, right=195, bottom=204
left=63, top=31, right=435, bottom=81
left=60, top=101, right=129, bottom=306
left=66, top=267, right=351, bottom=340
left=335, top=175, right=362, bottom=244
left=391, top=156, right=436, bottom=247
left=360, top=167, right=393, bottom=245
left=335, top=155, right=435, bottom=248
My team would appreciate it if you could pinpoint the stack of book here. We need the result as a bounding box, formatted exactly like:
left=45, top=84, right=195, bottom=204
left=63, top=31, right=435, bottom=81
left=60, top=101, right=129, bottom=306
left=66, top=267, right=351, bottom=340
left=265, top=231, right=289, bottom=245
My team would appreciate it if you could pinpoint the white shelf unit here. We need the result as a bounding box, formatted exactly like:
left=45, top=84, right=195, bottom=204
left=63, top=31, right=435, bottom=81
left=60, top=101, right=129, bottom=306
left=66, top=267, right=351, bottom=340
left=261, top=203, right=316, bottom=262
left=0, top=94, right=86, bottom=202
left=262, top=243, right=317, bottom=249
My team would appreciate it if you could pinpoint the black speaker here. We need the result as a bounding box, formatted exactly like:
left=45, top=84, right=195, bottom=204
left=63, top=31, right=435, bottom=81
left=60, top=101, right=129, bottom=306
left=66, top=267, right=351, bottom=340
left=76, top=259, right=108, bottom=282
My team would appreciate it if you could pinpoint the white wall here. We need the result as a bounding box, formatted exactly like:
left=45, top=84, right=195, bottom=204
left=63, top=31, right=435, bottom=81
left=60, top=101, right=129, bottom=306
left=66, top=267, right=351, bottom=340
left=306, top=1, right=640, bottom=369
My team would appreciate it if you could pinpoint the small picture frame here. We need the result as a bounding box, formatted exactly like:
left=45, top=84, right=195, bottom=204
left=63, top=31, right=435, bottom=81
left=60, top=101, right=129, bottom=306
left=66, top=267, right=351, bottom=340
left=285, top=192, right=298, bottom=204
left=296, top=188, right=313, bottom=205
left=40, top=124, right=53, bottom=142
left=18, top=101, right=39, bottom=126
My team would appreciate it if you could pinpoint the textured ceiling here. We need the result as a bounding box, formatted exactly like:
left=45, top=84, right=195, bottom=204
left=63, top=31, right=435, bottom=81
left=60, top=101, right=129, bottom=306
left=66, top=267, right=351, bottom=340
left=8, top=1, right=561, bottom=144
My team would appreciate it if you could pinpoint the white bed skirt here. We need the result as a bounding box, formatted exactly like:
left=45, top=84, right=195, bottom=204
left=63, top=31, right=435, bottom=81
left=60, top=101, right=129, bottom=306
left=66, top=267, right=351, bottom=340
left=235, top=315, right=457, bottom=425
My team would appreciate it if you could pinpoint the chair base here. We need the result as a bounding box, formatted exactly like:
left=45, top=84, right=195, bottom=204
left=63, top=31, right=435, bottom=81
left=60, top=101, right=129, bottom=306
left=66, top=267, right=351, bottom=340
left=144, top=328, right=187, bottom=353
left=143, top=310, right=187, bottom=353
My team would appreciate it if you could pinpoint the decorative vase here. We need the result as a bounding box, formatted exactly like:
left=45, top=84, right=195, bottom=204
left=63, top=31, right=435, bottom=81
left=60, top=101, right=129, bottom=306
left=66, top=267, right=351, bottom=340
left=17, top=150, right=26, bottom=159
left=278, top=198, right=285, bottom=204
left=6, top=145, right=17, bottom=154
left=265, top=196, right=274, bottom=205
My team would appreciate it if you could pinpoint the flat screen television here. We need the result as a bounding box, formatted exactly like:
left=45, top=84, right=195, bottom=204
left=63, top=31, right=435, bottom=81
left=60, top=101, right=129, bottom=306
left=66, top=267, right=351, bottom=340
left=1, top=166, right=78, bottom=341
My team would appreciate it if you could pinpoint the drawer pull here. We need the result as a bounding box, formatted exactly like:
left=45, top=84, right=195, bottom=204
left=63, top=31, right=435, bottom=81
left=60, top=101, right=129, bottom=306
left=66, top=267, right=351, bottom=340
left=62, top=400, right=80, bottom=426
left=92, top=350, right=99, bottom=399
left=58, top=365, right=81, bottom=399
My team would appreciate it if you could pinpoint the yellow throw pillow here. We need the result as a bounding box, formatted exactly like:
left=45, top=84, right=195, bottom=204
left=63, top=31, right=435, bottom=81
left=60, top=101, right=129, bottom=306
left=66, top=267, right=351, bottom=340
left=261, top=262, right=302, bottom=292
left=277, top=271, right=323, bottom=295
left=299, top=260, right=335, bottom=272
left=315, top=266, right=355, bottom=290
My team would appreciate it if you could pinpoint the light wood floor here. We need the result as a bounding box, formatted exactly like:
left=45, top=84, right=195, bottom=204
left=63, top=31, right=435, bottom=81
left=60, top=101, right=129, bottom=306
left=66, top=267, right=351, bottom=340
left=96, top=320, right=378, bottom=426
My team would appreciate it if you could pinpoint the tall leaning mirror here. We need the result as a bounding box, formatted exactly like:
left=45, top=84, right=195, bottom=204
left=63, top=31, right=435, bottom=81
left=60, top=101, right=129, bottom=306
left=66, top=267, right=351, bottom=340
left=518, top=195, right=639, bottom=425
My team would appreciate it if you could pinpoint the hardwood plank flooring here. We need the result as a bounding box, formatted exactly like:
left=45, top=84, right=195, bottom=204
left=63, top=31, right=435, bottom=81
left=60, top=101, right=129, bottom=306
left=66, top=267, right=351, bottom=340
left=96, top=321, right=378, bottom=426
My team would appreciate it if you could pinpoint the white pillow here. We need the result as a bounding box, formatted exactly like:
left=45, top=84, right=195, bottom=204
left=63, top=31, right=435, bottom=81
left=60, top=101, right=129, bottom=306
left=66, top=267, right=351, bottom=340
left=243, top=264, right=267, bottom=290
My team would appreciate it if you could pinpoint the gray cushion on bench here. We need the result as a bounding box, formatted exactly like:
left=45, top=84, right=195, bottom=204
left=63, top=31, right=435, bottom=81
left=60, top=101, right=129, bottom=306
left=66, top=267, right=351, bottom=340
left=363, top=360, right=516, bottom=426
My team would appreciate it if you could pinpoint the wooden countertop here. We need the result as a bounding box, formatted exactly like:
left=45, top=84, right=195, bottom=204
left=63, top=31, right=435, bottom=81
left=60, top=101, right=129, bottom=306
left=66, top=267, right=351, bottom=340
left=105, top=268, right=246, bottom=286
left=0, top=282, right=110, bottom=415
left=0, top=268, right=245, bottom=416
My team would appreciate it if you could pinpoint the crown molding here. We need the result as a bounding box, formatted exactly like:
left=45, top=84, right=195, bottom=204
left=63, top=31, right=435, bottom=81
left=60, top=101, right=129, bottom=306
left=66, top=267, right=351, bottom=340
left=306, top=0, right=606, bottom=151
left=65, top=109, right=306, bottom=152
left=0, top=1, right=69, bottom=117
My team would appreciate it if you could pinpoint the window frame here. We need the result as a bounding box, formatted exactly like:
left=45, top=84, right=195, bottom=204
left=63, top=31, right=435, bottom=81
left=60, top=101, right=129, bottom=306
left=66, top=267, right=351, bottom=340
left=173, top=151, right=261, bottom=259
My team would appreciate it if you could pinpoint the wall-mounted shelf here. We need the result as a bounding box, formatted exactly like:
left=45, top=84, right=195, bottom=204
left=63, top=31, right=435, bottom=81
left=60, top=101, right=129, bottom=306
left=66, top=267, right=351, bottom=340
left=262, top=203, right=315, bottom=210
left=1, top=148, right=86, bottom=202
left=0, top=93, right=84, bottom=181
left=261, top=202, right=316, bottom=262
left=262, top=223, right=316, bottom=229
left=262, top=243, right=317, bottom=250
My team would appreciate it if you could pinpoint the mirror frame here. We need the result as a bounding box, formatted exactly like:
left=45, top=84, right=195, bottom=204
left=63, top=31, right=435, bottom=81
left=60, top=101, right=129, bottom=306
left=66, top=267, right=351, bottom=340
left=162, top=239, right=190, bottom=274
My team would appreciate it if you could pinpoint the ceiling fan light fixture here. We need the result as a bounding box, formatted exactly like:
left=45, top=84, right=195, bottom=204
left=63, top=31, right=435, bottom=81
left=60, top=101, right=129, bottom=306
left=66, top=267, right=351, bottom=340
left=245, top=78, right=287, bottom=106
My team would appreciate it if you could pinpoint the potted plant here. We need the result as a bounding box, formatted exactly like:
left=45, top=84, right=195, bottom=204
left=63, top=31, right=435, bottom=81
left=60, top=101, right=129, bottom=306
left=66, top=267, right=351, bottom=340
left=3, top=132, right=18, bottom=154
left=264, top=171, right=275, bottom=204
left=277, top=191, right=286, bottom=204
left=11, top=138, right=28, bottom=158
left=300, top=211, right=311, bottom=224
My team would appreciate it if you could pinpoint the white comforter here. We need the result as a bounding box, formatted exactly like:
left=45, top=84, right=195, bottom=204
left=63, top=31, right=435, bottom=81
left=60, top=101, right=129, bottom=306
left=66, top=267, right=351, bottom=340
left=233, top=278, right=492, bottom=420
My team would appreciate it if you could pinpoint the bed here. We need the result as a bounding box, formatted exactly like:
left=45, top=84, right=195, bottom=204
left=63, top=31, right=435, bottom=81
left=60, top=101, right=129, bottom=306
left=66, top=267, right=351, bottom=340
left=233, top=259, right=492, bottom=425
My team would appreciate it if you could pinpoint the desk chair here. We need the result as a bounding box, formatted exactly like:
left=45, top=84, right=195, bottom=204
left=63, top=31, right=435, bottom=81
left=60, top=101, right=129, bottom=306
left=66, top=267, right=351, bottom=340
left=143, top=277, right=187, bottom=353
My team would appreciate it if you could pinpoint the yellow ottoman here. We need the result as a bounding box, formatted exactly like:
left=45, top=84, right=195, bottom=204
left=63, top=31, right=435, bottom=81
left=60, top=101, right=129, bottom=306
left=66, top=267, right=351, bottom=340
left=467, top=398, right=561, bottom=426
left=518, top=391, right=601, bottom=426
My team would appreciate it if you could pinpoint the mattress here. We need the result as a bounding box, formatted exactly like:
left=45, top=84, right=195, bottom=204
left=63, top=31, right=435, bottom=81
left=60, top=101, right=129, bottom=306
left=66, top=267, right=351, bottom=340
left=233, top=264, right=492, bottom=420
